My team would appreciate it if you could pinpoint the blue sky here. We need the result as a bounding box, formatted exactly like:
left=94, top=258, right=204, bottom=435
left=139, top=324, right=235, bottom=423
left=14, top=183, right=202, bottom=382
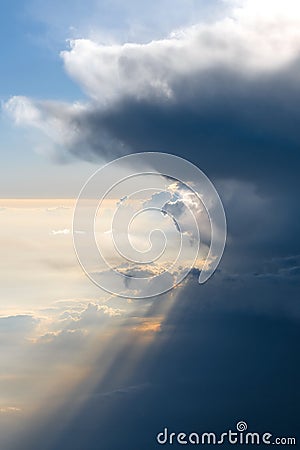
left=0, top=0, right=82, bottom=100
left=0, top=0, right=83, bottom=197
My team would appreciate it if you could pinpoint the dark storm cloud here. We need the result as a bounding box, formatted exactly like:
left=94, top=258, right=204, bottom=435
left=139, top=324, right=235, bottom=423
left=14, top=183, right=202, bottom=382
left=69, top=61, right=300, bottom=194
left=13, top=64, right=297, bottom=271
left=67, top=64, right=300, bottom=263
left=49, top=56, right=300, bottom=266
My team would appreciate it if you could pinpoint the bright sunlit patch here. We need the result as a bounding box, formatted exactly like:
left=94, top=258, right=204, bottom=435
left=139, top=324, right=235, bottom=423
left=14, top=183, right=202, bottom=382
left=0, top=407, right=22, bottom=414
left=133, top=319, right=162, bottom=334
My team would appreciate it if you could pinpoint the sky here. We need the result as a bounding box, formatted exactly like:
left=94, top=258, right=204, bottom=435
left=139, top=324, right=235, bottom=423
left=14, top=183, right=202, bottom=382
left=0, top=0, right=300, bottom=449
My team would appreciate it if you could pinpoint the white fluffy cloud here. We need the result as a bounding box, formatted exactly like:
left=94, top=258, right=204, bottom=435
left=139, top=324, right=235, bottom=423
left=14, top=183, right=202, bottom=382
left=61, top=5, right=300, bottom=103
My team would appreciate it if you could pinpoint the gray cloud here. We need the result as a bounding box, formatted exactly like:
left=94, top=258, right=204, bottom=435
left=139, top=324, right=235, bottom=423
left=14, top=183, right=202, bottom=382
left=0, top=315, right=39, bottom=342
